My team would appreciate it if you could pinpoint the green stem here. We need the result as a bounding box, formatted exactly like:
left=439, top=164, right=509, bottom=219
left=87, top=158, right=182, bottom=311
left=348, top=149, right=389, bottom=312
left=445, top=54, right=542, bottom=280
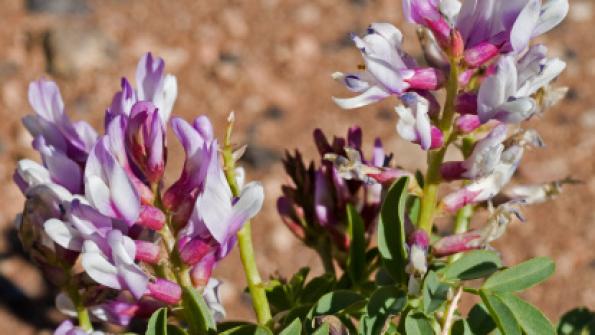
left=448, top=205, right=474, bottom=264
left=417, top=58, right=460, bottom=234
left=222, top=116, right=272, bottom=325
left=66, top=283, right=92, bottom=332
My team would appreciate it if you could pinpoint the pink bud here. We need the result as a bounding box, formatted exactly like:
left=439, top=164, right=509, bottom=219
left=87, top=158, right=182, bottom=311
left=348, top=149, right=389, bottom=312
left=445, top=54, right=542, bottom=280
left=432, top=231, right=482, bottom=257
left=458, top=69, right=474, bottom=87
left=464, top=42, right=500, bottom=68
left=408, top=229, right=430, bottom=249
left=406, top=68, right=444, bottom=91
left=455, top=115, right=481, bottom=134
left=191, top=255, right=216, bottom=288
left=134, top=240, right=160, bottom=264
left=148, top=279, right=182, bottom=305
left=137, top=205, right=166, bottom=231
left=368, top=168, right=406, bottom=184
left=179, top=238, right=213, bottom=265
left=440, top=161, right=466, bottom=181
left=429, top=126, right=444, bottom=150
left=426, top=18, right=451, bottom=47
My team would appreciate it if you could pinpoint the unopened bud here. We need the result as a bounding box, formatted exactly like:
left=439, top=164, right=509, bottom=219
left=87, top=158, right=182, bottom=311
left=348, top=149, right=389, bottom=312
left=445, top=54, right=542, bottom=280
left=148, top=278, right=182, bottom=305
left=137, top=205, right=166, bottom=231
left=135, top=240, right=160, bottom=264
left=179, top=238, right=213, bottom=265
left=464, top=42, right=499, bottom=68
left=432, top=231, right=482, bottom=257
left=455, top=115, right=481, bottom=134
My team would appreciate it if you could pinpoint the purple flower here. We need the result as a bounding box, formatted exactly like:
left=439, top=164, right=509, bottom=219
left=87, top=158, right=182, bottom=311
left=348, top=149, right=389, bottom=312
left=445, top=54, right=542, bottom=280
left=81, top=229, right=149, bottom=299
left=25, top=80, right=98, bottom=164
left=84, top=137, right=141, bottom=224
left=163, top=116, right=214, bottom=211
left=333, top=23, right=444, bottom=109
left=477, top=50, right=565, bottom=124
left=125, top=101, right=167, bottom=184
left=396, top=92, right=444, bottom=150
left=136, top=53, right=178, bottom=124
left=441, top=124, right=507, bottom=180
left=179, top=143, right=264, bottom=270
left=456, top=0, right=568, bottom=53
left=442, top=130, right=543, bottom=212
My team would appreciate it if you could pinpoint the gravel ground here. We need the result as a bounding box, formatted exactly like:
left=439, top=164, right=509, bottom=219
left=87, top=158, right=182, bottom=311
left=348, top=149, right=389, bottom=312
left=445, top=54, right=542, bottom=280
left=0, top=0, right=593, bottom=333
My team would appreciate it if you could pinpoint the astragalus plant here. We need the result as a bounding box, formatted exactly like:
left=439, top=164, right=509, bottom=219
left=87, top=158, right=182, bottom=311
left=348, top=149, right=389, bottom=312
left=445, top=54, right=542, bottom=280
left=14, top=0, right=594, bottom=334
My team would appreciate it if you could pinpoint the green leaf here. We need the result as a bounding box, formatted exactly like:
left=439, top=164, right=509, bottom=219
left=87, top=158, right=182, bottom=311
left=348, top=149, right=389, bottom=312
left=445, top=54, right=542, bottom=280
left=482, top=257, right=555, bottom=292
left=557, top=307, right=595, bottom=335
left=497, top=293, right=555, bottom=335
left=300, top=273, right=335, bottom=304
left=312, top=323, right=330, bottom=335
left=218, top=325, right=272, bottom=335
left=310, top=290, right=364, bottom=317
left=467, top=303, right=497, bottom=335
left=404, top=312, right=434, bottom=335
left=480, top=290, right=521, bottom=335
left=378, top=177, right=409, bottom=283
left=146, top=308, right=168, bottom=335
left=440, top=250, right=502, bottom=281
left=367, top=286, right=407, bottom=317
left=347, top=204, right=367, bottom=285
left=166, top=325, right=188, bottom=335
left=279, top=318, right=302, bottom=335
left=451, top=320, right=472, bottom=335
left=422, top=271, right=449, bottom=314
left=362, top=286, right=407, bottom=335
left=181, top=286, right=217, bottom=335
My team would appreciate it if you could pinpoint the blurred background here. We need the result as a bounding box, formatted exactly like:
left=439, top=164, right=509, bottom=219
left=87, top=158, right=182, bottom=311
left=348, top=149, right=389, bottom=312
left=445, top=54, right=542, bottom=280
left=0, top=0, right=593, bottom=333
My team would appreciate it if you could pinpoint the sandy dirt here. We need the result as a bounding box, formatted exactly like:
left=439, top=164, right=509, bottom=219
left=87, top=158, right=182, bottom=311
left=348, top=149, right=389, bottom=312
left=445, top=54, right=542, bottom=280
left=0, top=0, right=593, bottom=333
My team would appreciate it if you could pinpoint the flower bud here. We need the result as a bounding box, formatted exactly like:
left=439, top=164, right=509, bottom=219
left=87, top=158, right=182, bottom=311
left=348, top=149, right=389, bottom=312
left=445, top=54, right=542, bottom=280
left=406, top=68, right=445, bottom=91
left=126, top=101, right=167, bottom=184
left=464, top=42, right=500, bottom=68
left=179, top=237, right=213, bottom=265
left=137, top=205, right=166, bottom=231
left=440, top=161, right=466, bottom=181
left=455, top=114, right=481, bottom=134
left=432, top=231, right=483, bottom=257
left=450, top=29, right=464, bottom=59
left=148, top=278, right=182, bottom=305
left=190, top=254, right=216, bottom=288
left=456, top=93, right=478, bottom=115
left=134, top=240, right=160, bottom=264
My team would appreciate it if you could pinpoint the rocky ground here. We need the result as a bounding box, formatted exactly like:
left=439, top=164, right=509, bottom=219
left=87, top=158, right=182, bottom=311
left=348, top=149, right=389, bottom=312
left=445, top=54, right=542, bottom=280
left=0, top=0, right=593, bottom=333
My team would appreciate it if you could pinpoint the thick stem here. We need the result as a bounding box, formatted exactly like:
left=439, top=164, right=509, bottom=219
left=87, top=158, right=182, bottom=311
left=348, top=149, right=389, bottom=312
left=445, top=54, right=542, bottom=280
left=417, top=58, right=460, bottom=234
left=222, top=117, right=272, bottom=325
left=66, top=284, right=92, bottom=332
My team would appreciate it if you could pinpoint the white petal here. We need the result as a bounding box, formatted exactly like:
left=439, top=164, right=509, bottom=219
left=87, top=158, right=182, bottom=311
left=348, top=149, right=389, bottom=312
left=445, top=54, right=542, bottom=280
left=44, top=218, right=82, bottom=250
left=510, top=0, right=540, bottom=52
left=332, top=86, right=390, bottom=109
left=533, top=0, right=568, bottom=37
left=85, top=175, right=114, bottom=217
left=108, top=164, right=140, bottom=223
left=82, top=240, right=121, bottom=289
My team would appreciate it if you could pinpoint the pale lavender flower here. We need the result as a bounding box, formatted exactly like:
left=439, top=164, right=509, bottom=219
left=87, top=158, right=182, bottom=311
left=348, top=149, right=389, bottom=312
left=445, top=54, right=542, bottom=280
left=25, top=80, right=98, bottom=164
left=84, top=137, right=140, bottom=224
left=81, top=229, right=149, bottom=299
left=180, top=144, right=264, bottom=265
left=333, top=23, right=444, bottom=109
left=477, top=51, right=565, bottom=124
left=163, top=116, right=214, bottom=212
left=441, top=124, right=507, bottom=180
left=442, top=143, right=524, bottom=212
left=136, top=53, right=178, bottom=124
left=395, top=92, right=444, bottom=150
left=456, top=0, right=569, bottom=53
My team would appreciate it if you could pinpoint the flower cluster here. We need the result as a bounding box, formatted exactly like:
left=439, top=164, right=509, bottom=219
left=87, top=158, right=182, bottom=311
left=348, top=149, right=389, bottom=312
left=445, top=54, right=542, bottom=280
left=277, top=127, right=404, bottom=269
left=15, top=53, right=263, bottom=332
left=330, top=0, right=569, bottom=258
